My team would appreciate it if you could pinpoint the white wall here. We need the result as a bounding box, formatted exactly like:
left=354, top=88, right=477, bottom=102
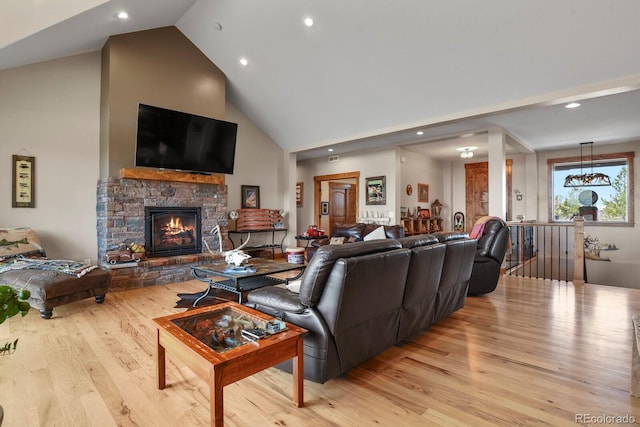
left=224, top=102, right=286, bottom=249
left=224, top=102, right=284, bottom=211
left=0, top=53, right=286, bottom=263
left=0, top=52, right=102, bottom=262
left=399, top=148, right=446, bottom=225
left=296, top=148, right=400, bottom=235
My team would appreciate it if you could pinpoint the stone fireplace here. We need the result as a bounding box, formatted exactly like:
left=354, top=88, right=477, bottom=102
left=96, top=176, right=227, bottom=291
left=145, top=206, right=202, bottom=257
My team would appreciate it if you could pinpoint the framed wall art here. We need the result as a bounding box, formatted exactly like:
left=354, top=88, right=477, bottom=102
left=417, top=183, right=429, bottom=203
left=296, top=182, right=303, bottom=207
left=241, top=185, right=260, bottom=208
left=321, top=201, right=329, bottom=215
left=12, top=155, right=35, bottom=208
left=365, top=176, right=386, bottom=205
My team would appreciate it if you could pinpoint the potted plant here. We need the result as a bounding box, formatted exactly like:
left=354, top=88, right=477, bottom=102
left=1, top=284, right=31, bottom=338
left=0, top=284, right=30, bottom=426
left=1, top=287, right=31, bottom=314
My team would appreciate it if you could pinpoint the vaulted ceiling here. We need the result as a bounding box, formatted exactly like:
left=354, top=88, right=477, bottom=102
left=2, top=0, right=640, bottom=161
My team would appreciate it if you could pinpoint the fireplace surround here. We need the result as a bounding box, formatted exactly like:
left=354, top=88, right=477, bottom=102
left=96, top=176, right=227, bottom=291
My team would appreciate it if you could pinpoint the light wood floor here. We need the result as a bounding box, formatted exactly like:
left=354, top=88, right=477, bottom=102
left=2, top=276, right=640, bottom=426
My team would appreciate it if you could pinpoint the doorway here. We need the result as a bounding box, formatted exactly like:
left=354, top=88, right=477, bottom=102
left=314, top=172, right=360, bottom=236
left=464, top=160, right=512, bottom=233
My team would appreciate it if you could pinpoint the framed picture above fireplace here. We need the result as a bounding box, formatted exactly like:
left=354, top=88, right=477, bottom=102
left=241, top=185, right=260, bottom=209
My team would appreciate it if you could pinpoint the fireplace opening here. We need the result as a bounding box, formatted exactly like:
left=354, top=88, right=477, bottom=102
left=145, top=207, right=202, bottom=257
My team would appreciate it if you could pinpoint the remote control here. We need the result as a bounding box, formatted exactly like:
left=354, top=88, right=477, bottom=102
left=242, top=328, right=267, bottom=341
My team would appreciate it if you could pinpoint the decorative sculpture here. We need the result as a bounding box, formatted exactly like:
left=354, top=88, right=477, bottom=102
left=204, top=225, right=252, bottom=266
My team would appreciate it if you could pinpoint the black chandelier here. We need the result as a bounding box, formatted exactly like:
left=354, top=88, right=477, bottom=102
left=563, top=142, right=612, bottom=188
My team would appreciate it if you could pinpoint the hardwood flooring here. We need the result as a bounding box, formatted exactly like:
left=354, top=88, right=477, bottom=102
left=2, top=276, right=640, bottom=426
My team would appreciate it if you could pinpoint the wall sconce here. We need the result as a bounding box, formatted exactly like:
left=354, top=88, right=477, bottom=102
left=514, top=190, right=523, bottom=201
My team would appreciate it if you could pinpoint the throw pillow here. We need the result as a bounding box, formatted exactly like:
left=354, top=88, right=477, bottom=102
left=286, top=280, right=301, bottom=293
left=363, top=226, right=387, bottom=241
left=329, top=237, right=345, bottom=245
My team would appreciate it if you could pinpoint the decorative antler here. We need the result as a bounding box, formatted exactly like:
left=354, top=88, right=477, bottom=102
left=203, top=224, right=230, bottom=255
left=203, top=225, right=251, bottom=256
left=234, top=232, right=251, bottom=251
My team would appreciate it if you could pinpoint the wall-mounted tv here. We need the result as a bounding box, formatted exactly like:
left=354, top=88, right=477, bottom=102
left=135, top=103, right=238, bottom=174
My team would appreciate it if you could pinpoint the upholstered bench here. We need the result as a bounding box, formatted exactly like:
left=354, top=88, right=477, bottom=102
left=0, top=268, right=111, bottom=319
left=0, top=227, right=111, bottom=319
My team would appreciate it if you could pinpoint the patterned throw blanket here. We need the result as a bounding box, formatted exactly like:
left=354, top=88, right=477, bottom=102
left=470, top=215, right=507, bottom=239
left=0, top=257, right=98, bottom=278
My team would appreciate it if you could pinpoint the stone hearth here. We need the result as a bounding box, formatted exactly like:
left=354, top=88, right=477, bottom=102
left=96, top=177, right=227, bottom=291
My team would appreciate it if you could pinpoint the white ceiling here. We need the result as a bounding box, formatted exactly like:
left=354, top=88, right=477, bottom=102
left=2, top=0, right=640, bottom=161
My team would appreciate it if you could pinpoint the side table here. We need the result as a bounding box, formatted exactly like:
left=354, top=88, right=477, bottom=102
left=294, top=235, right=328, bottom=247
left=295, top=235, right=328, bottom=261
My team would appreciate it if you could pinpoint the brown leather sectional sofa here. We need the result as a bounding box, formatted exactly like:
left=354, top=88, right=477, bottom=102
left=245, top=230, right=476, bottom=383
left=305, top=222, right=405, bottom=260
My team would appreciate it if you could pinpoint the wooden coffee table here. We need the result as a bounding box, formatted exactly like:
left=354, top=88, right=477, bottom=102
left=154, top=302, right=307, bottom=427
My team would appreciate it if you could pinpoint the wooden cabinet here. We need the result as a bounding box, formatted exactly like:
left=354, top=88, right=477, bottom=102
left=401, top=217, right=443, bottom=236
left=228, top=209, right=287, bottom=259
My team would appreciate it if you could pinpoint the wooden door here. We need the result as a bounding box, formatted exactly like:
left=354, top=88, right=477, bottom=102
left=464, top=160, right=513, bottom=232
left=328, top=182, right=356, bottom=235
left=465, top=162, right=489, bottom=233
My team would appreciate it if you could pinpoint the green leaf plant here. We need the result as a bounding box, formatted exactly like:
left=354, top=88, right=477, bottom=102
left=0, top=283, right=31, bottom=355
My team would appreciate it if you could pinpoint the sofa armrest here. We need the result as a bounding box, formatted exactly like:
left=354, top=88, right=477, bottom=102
left=245, top=286, right=306, bottom=316
left=310, top=237, right=330, bottom=248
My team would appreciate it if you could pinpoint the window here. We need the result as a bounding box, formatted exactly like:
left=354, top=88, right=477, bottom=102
left=548, top=151, right=634, bottom=225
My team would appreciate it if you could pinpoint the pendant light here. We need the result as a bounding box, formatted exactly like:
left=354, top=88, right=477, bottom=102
left=563, top=142, right=612, bottom=188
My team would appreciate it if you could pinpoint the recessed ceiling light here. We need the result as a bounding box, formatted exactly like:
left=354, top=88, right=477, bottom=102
left=239, top=58, right=248, bottom=66
left=565, top=102, right=581, bottom=109
left=304, top=17, right=314, bottom=27
left=416, top=131, right=424, bottom=135
left=117, top=11, right=129, bottom=20
left=327, top=148, right=334, bottom=152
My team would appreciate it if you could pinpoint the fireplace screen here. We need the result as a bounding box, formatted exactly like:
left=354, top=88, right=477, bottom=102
left=145, top=207, right=202, bottom=257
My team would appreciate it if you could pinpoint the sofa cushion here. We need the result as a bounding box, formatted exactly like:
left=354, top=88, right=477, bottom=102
left=299, top=239, right=403, bottom=307
left=397, top=234, right=439, bottom=249
left=363, top=226, right=386, bottom=241
left=385, top=225, right=405, bottom=239
left=363, top=224, right=405, bottom=239
left=476, top=220, right=505, bottom=257
left=332, top=223, right=367, bottom=241
left=286, top=279, right=302, bottom=293
left=432, top=231, right=470, bottom=243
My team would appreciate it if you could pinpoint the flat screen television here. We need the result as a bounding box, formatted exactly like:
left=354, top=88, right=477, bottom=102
left=135, top=103, right=238, bottom=174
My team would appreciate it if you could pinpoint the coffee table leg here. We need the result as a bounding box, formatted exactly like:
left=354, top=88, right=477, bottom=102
left=193, top=281, right=214, bottom=307
left=157, top=330, right=166, bottom=389
left=293, top=337, right=304, bottom=407
left=210, top=366, right=224, bottom=427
